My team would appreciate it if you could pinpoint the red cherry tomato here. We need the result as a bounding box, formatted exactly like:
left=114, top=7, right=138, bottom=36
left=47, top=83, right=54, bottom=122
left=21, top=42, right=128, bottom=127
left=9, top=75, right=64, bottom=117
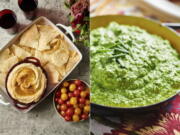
left=66, top=101, right=72, bottom=107
left=74, top=80, right=82, bottom=86
left=58, top=99, right=64, bottom=105
left=77, top=85, right=85, bottom=91
left=56, top=91, right=61, bottom=97
left=65, top=115, right=72, bottom=121
left=61, top=111, right=66, bottom=117
left=60, top=104, right=67, bottom=111
left=55, top=98, right=59, bottom=103
left=79, top=104, right=85, bottom=109
left=73, top=90, right=81, bottom=97
left=81, top=113, right=89, bottom=120
left=79, top=98, right=86, bottom=104
left=66, top=108, right=74, bottom=116
left=68, top=92, right=74, bottom=98
left=56, top=104, right=60, bottom=110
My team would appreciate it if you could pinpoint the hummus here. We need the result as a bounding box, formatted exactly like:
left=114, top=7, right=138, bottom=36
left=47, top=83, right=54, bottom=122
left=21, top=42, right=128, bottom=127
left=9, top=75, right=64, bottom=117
left=7, top=63, right=47, bottom=104
left=91, top=22, right=180, bottom=107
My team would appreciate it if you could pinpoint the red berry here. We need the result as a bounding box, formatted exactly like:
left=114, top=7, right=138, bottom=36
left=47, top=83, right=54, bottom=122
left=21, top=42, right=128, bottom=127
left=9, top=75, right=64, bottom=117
left=56, top=91, right=61, bottom=97
left=68, top=92, right=74, bottom=98
left=64, top=115, right=71, bottom=121
left=66, top=101, right=72, bottom=107
left=56, top=104, right=60, bottom=110
left=73, top=90, right=81, bottom=97
left=60, top=104, right=67, bottom=111
left=61, top=111, right=66, bottom=117
left=79, top=104, right=85, bottom=109
left=74, top=80, right=82, bottom=86
left=79, top=98, right=86, bottom=104
left=58, top=99, right=64, bottom=105
left=55, top=98, right=59, bottom=103
left=81, top=113, right=89, bottom=120
left=77, top=85, right=85, bottom=91
left=66, top=108, right=74, bottom=116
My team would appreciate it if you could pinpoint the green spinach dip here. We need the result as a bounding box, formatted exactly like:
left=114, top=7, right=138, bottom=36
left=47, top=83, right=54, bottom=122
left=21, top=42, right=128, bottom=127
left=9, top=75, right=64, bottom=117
left=91, top=22, right=180, bottom=107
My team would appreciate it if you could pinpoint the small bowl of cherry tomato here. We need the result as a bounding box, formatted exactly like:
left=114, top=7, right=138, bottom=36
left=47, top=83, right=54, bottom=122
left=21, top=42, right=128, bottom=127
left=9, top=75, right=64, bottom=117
left=53, top=79, right=90, bottom=122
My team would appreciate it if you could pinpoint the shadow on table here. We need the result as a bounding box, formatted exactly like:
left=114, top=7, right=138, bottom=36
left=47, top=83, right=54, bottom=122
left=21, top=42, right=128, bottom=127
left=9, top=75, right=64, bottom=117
left=31, top=93, right=53, bottom=113
left=18, top=7, right=69, bottom=32
left=36, top=8, right=69, bottom=25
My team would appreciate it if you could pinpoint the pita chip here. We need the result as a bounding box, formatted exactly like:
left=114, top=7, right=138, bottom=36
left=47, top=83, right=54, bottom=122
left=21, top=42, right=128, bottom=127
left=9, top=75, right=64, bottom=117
left=44, top=63, right=61, bottom=84
left=11, top=45, right=31, bottom=59
left=19, top=24, right=39, bottom=49
left=66, top=51, right=80, bottom=73
left=0, top=56, right=19, bottom=73
left=37, top=25, right=60, bottom=51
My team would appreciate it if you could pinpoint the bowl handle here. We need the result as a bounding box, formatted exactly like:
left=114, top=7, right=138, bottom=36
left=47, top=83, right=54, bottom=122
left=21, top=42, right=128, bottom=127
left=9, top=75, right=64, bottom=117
left=56, top=24, right=75, bottom=42
left=23, top=57, right=41, bottom=66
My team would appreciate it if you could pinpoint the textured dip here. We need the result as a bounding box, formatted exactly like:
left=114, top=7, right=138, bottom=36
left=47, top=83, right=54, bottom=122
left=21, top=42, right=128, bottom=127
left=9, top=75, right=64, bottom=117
left=90, top=22, right=180, bottom=107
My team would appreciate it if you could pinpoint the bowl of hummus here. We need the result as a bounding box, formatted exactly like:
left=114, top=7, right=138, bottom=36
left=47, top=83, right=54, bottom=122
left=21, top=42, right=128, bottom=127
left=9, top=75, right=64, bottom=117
left=90, top=15, right=180, bottom=115
left=5, top=57, right=48, bottom=109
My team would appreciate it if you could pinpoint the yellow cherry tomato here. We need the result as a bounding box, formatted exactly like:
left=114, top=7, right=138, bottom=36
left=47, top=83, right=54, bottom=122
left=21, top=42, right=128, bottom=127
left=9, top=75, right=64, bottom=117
left=69, top=84, right=76, bottom=92
left=61, top=87, right=67, bottom=93
left=61, top=93, right=68, bottom=101
left=80, top=91, right=87, bottom=98
left=84, top=105, right=90, bottom=113
left=63, top=81, right=69, bottom=87
left=85, top=100, right=90, bottom=105
left=74, top=107, right=81, bottom=115
left=73, top=114, right=80, bottom=122
left=70, top=97, right=77, bottom=105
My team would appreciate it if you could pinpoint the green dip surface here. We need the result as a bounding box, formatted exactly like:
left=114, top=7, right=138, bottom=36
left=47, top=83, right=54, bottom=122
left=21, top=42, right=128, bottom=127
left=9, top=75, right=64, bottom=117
left=90, top=22, right=180, bottom=107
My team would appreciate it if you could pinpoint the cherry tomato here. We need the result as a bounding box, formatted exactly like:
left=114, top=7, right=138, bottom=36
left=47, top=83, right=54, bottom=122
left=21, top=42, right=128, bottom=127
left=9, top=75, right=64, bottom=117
left=66, top=108, right=74, bottom=116
left=68, top=92, right=74, bottom=98
left=84, top=105, right=90, bottom=113
left=63, top=81, right=69, bottom=87
left=55, top=98, right=59, bottom=103
left=80, top=91, right=87, bottom=98
left=56, top=104, right=60, bottom=110
left=85, top=100, right=90, bottom=105
left=56, top=91, right=61, bottom=97
left=77, top=85, right=84, bottom=91
left=61, top=93, right=68, bottom=101
left=74, top=80, right=82, bottom=86
left=58, top=99, right=64, bottom=104
left=85, top=88, right=90, bottom=93
left=74, top=107, right=81, bottom=115
left=73, top=114, right=80, bottom=122
left=61, top=88, right=67, bottom=93
left=79, top=104, right=85, bottom=109
left=61, top=111, right=66, bottom=117
left=69, top=84, right=76, bottom=92
left=81, top=113, right=89, bottom=120
left=73, top=104, right=78, bottom=108
left=70, top=97, right=77, bottom=105
left=60, top=104, right=67, bottom=111
left=79, top=98, right=86, bottom=104
left=65, top=115, right=71, bottom=121
left=66, top=101, right=72, bottom=107
left=73, top=90, right=81, bottom=97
